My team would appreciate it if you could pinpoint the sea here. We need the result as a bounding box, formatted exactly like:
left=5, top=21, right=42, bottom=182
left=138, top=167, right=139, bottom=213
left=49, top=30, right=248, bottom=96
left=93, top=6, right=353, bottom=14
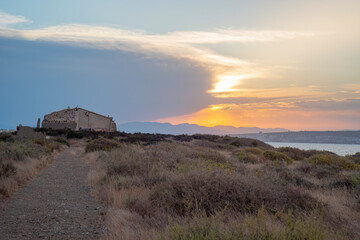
left=266, top=142, right=360, bottom=156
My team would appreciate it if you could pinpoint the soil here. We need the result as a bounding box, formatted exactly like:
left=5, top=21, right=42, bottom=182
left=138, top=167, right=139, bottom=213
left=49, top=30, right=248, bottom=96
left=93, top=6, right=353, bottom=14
left=0, top=145, right=105, bottom=239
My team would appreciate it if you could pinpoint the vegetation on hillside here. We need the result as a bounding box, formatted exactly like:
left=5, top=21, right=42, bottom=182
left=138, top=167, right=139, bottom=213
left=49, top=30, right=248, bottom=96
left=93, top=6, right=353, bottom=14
left=84, top=133, right=360, bottom=240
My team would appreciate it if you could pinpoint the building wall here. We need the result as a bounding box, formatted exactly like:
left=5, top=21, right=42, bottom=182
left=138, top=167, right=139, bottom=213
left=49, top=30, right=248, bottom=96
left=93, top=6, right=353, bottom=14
left=42, top=108, right=116, bottom=132
left=77, top=109, right=115, bottom=131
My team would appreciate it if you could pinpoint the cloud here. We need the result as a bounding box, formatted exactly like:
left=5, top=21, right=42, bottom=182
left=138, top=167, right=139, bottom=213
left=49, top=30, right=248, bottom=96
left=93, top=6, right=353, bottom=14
left=0, top=10, right=314, bottom=95
left=295, top=99, right=360, bottom=112
left=0, top=10, right=29, bottom=27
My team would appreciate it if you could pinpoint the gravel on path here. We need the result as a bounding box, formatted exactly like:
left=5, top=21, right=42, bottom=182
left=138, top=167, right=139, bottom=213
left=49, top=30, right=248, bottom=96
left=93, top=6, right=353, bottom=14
left=0, top=146, right=105, bottom=240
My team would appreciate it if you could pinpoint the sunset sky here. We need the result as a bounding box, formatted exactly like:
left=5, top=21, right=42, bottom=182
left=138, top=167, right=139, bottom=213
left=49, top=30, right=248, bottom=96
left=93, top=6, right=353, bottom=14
left=1, top=1, right=359, bottom=130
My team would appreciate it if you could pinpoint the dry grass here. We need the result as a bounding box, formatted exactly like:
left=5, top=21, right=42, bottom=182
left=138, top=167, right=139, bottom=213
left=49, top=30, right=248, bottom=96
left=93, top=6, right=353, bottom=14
left=0, top=138, right=65, bottom=203
left=83, top=135, right=357, bottom=240
left=308, top=188, right=360, bottom=239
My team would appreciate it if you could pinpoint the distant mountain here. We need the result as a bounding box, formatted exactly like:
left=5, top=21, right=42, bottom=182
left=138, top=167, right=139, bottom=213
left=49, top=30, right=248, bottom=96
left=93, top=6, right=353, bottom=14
left=117, top=122, right=288, bottom=135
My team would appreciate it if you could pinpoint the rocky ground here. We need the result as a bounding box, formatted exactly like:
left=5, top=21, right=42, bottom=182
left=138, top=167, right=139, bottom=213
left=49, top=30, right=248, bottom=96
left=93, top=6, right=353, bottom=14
left=0, top=145, right=105, bottom=240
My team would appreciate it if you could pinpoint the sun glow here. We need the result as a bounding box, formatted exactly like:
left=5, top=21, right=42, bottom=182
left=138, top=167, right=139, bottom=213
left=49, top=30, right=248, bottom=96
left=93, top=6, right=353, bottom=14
left=210, top=75, right=244, bottom=93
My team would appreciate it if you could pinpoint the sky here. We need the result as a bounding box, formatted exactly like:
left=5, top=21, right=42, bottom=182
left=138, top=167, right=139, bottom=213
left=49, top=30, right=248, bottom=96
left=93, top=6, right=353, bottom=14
left=0, top=0, right=359, bottom=130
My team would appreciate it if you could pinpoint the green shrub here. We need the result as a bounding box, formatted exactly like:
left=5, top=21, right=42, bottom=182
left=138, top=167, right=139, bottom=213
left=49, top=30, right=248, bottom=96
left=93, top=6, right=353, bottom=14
left=151, top=171, right=318, bottom=216
left=236, top=147, right=264, bottom=164
left=172, top=134, right=193, bottom=142
left=277, top=147, right=336, bottom=161
left=243, top=147, right=263, bottom=155
left=348, top=152, right=360, bottom=164
left=85, top=138, right=120, bottom=152
left=66, top=131, right=85, bottom=139
left=263, top=150, right=294, bottom=165
left=230, top=138, right=270, bottom=148
left=119, top=133, right=170, bottom=145
left=0, top=134, right=12, bottom=142
left=236, top=151, right=264, bottom=164
left=306, top=154, right=360, bottom=171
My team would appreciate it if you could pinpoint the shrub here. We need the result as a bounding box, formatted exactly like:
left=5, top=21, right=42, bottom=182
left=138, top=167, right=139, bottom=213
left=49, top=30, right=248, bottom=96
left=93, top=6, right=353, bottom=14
left=229, top=138, right=270, bottom=149
left=159, top=208, right=342, bottom=240
left=85, top=138, right=120, bottom=152
left=105, top=145, right=168, bottom=188
left=150, top=171, right=318, bottom=216
left=192, top=134, right=221, bottom=142
left=328, top=173, right=360, bottom=189
left=0, top=162, right=16, bottom=178
left=276, top=147, right=308, bottom=161
left=276, top=167, right=314, bottom=188
left=0, top=134, right=12, bottom=142
left=306, top=154, right=360, bottom=171
left=66, top=131, right=85, bottom=139
left=236, top=147, right=264, bottom=164
left=243, top=147, right=263, bottom=155
left=189, top=148, right=228, bottom=164
left=348, top=152, right=360, bottom=164
left=0, top=140, right=50, bottom=162
left=56, top=139, right=70, bottom=147
left=263, top=150, right=294, bottom=165
left=277, top=147, right=337, bottom=161
left=119, top=133, right=170, bottom=145
left=237, top=152, right=260, bottom=164
left=173, top=135, right=193, bottom=142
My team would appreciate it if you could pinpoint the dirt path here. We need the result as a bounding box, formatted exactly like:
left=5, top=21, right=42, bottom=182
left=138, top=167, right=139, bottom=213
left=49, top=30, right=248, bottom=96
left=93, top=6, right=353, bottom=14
left=0, top=146, right=105, bottom=239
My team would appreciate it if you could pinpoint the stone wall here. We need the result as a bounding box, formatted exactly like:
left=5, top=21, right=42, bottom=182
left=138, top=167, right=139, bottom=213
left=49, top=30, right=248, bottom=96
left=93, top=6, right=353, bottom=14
left=42, top=121, right=77, bottom=130
left=17, top=126, right=45, bottom=139
left=43, top=109, right=76, bottom=122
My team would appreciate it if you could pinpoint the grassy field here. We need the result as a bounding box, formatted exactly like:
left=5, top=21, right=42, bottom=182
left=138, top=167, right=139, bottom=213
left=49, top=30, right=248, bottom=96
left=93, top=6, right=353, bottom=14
left=0, top=133, right=67, bottom=202
left=83, top=133, right=360, bottom=240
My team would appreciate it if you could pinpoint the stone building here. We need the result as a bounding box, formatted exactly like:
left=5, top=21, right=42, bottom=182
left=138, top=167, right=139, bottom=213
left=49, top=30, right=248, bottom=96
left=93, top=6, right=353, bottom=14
left=41, top=107, right=117, bottom=132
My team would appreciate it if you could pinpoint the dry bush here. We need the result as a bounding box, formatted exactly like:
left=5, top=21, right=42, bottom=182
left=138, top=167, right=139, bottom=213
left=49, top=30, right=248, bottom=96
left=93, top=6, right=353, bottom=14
left=191, top=139, right=230, bottom=150
left=308, top=188, right=360, bottom=239
left=106, top=208, right=156, bottom=240
left=272, top=167, right=314, bottom=188
left=0, top=178, right=18, bottom=197
left=150, top=170, right=318, bottom=216
left=104, top=144, right=172, bottom=189
left=296, top=161, right=340, bottom=179
left=159, top=208, right=346, bottom=240
left=188, top=147, right=228, bottom=164
left=0, top=139, right=54, bottom=201
left=83, top=136, right=359, bottom=239
left=0, top=140, right=49, bottom=162
left=85, top=138, right=120, bottom=152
